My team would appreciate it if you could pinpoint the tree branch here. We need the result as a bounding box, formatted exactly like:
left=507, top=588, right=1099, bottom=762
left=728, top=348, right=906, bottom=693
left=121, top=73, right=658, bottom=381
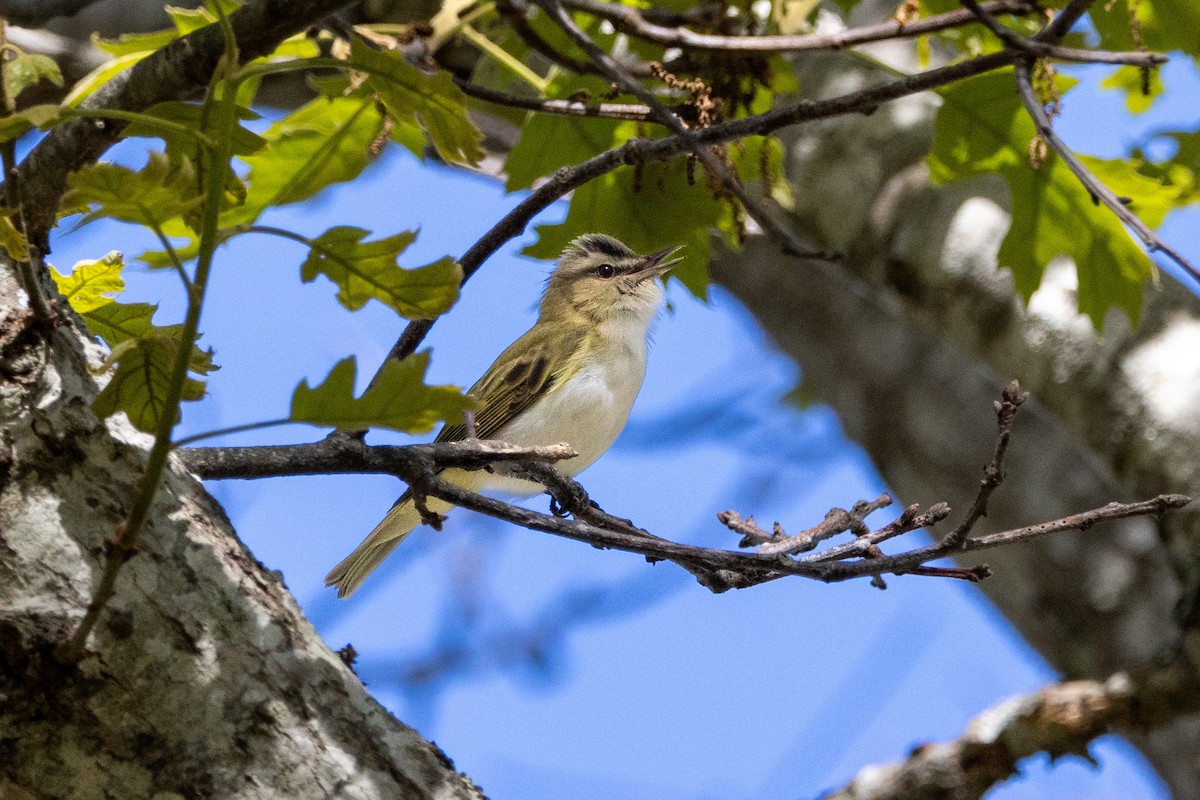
left=560, top=0, right=1037, bottom=54
left=960, top=0, right=1166, bottom=66
left=824, top=660, right=1200, bottom=800
left=454, top=77, right=657, bottom=120
left=1014, top=59, right=1200, bottom=284
left=179, top=384, right=1190, bottom=594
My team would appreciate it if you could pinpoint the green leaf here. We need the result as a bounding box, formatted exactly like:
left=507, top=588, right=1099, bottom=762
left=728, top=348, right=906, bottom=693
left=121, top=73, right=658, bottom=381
left=92, top=334, right=211, bottom=433
left=928, top=70, right=1178, bottom=325
left=0, top=214, right=29, bottom=262
left=291, top=353, right=471, bottom=433
left=50, top=251, right=125, bottom=313
left=93, top=28, right=179, bottom=58
left=64, top=151, right=202, bottom=229
left=66, top=51, right=153, bottom=108
left=350, top=38, right=484, bottom=166
left=1092, top=0, right=1200, bottom=60
left=0, top=104, right=66, bottom=143
left=300, top=226, right=462, bottom=318
left=225, top=93, right=384, bottom=227
left=5, top=53, right=63, bottom=100
left=1100, top=65, right=1163, bottom=114
left=504, top=88, right=626, bottom=190
left=167, top=0, right=244, bottom=35
left=85, top=299, right=217, bottom=433
left=525, top=158, right=729, bottom=298
left=121, top=101, right=266, bottom=159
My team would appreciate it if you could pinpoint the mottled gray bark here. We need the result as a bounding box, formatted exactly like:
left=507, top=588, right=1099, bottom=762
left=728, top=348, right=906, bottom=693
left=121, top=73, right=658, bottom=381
left=712, top=44, right=1200, bottom=794
left=0, top=268, right=484, bottom=797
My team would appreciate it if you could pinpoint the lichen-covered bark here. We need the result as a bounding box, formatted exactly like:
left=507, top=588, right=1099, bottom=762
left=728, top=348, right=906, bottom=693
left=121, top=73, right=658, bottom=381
left=0, top=268, right=483, bottom=799
left=712, top=45, right=1200, bottom=794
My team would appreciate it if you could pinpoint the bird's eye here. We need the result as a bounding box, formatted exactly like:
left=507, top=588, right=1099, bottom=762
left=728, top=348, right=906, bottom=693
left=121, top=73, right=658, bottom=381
left=596, top=264, right=616, bottom=279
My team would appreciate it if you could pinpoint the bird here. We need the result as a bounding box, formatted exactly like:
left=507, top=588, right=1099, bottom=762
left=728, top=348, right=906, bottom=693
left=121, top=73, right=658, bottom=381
left=325, top=233, right=683, bottom=597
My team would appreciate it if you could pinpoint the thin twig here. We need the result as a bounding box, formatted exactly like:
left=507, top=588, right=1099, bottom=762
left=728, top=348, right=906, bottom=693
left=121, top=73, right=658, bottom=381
left=755, top=494, right=892, bottom=556
left=454, top=77, right=656, bottom=120
left=1014, top=60, right=1200, bottom=284
left=56, top=12, right=244, bottom=664
left=1035, top=0, right=1095, bottom=42
left=561, top=0, right=1037, bottom=54
left=960, top=0, right=1165, bottom=66
left=941, top=379, right=1025, bottom=548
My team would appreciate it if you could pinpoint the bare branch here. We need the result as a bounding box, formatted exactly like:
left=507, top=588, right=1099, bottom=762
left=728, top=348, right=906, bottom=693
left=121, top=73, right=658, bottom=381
left=455, top=77, right=656, bottom=120
left=560, top=0, right=1037, bottom=54
left=825, top=661, right=1200, bottom=800
left=961, top=0, right=1166, bottom=66
left=1014, top=60, right=1200, bottom=284
left=941, top=378, right=1025, bottom=548
left=179, top=384, right=1190, bottom=594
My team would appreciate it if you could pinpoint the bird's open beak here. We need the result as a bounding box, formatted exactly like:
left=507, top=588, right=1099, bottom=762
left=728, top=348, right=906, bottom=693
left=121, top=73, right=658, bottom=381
left=632, top=244, right=685, bottom=282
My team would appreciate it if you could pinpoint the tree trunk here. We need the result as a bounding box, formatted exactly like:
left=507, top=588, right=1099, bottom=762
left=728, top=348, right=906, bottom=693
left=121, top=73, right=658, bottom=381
left=0, top=267, right=483, bottom=799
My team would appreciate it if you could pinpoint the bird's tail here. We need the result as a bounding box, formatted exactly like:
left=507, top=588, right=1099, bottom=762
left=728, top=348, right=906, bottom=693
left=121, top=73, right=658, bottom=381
left=325, top=491, right=452, bottom=598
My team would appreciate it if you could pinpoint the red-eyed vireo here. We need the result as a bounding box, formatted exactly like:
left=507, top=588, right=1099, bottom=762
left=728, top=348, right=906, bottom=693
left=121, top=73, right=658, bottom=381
left=326, top=234, right=683, bottom=597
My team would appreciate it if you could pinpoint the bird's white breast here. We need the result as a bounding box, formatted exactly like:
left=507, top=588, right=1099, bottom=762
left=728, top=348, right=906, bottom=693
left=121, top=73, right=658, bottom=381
left=486, top=317, right=649, bottom=496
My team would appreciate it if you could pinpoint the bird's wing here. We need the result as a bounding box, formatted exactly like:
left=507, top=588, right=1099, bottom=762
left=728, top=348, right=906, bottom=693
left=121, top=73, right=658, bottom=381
left=435, top=321, right=584, bottom=444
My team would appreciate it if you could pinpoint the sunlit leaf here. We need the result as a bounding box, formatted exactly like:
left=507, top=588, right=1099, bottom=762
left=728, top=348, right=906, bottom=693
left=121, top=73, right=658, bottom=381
left=50, top=251, right=125, bottom=313
left=349, top=38, right=484, bottom=166
left=300, top=226, right=462, bottom=318
left=65, top=51, right=152, bottom=108
left=0, top=214, right=29, bottom=262
left=92, top=333, right=212, bottom=433
left=1101, top=65, right=1163, bottom=115
left=225, top=93, right=384, bottom=227
left=64, top=151, right=202, bottom=228
left=167, top=0, right=243, bottom=35
left=0, top=104, right=65, bottom=143
left=5, top=53, right=63, bottom=100
left=121, top=101, right=266, bottom=159
left=291, top=353, right=471, bottom=433
left=928, top=70, right=1179, bottom=326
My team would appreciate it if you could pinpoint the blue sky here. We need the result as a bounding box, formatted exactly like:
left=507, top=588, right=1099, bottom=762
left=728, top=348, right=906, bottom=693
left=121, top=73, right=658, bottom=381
left=41, top=46, right=1200, bottom=800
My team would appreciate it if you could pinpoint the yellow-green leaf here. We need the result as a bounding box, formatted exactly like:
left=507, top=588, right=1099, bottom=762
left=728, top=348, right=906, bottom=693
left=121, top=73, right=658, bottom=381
left=0, top=104, right=65, bottom=143
left=225, top=93, right=384, bottom=227
left=350, top=38, right=484, bottom=167
left=92, top=334, right=210, bottom=433
left=64, top=152, right=202, bottom=228
left=0, top=215, right=29, bottom=262
left=928, top=69, right=1179, bottom=326
left=1101, top=65, right=1163, bottom=115
left=300, top=226, right=462, bottom=319
left=291, top=353, right=471, bottom=433
left=51, top=251, right=125, bottom=313
left=5, top=53, right=63, bottom=100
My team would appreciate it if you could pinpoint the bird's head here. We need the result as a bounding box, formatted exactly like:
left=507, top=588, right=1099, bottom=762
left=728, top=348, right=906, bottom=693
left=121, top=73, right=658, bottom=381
left=540, top=234, right=683, bottom=325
